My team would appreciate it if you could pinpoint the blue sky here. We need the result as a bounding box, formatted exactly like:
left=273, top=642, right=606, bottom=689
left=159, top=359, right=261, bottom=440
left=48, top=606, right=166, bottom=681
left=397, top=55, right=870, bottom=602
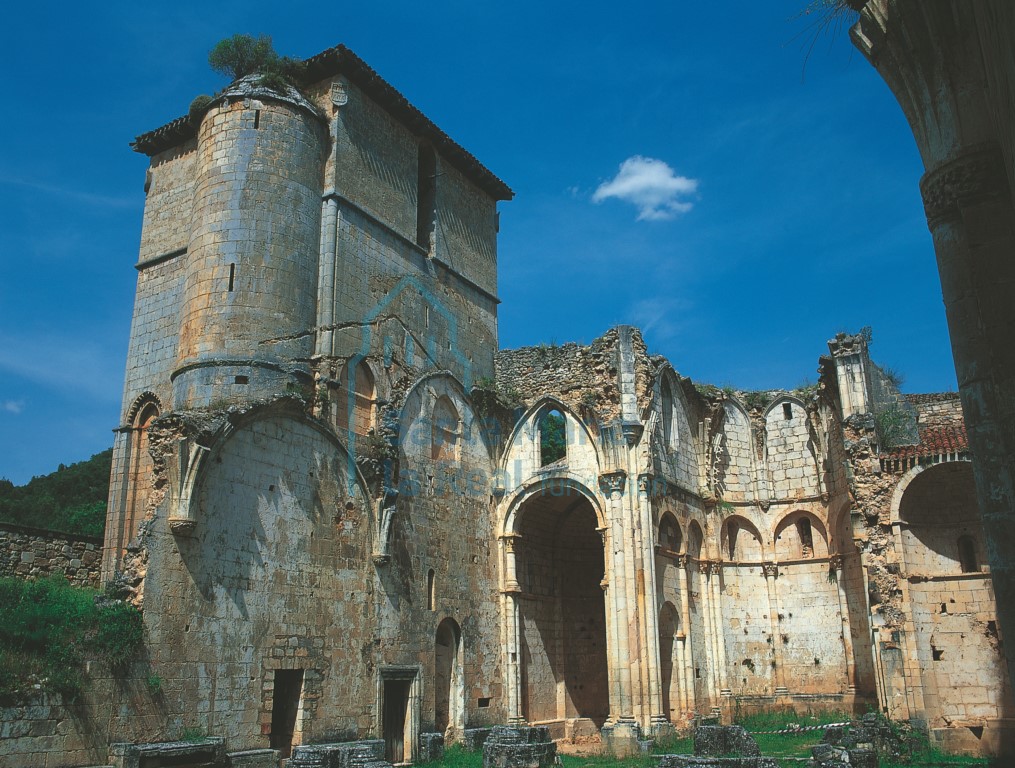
left=0, top=1, right=954, bottom=484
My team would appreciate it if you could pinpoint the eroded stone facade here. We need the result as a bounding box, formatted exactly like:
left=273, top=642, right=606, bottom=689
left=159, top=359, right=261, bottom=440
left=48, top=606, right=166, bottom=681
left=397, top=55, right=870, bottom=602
left=76, top=42, right=1012, bottom=767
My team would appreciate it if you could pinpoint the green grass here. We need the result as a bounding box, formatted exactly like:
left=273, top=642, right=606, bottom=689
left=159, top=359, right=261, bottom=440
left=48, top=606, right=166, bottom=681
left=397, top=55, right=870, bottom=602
left=0, top=575, right=142, bottom=702
left=421, top=721, right=994, bottom=768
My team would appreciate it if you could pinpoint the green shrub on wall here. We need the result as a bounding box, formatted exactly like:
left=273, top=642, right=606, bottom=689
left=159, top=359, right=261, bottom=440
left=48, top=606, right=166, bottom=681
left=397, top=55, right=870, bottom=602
left=0, top=575, right=142, bottom=702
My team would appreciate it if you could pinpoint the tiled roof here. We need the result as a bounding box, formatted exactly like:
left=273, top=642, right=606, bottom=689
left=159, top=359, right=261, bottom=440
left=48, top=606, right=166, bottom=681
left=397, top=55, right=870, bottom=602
left=883, top=424, right=968, bottom=460
left=131, top=44, right=512, bottom=201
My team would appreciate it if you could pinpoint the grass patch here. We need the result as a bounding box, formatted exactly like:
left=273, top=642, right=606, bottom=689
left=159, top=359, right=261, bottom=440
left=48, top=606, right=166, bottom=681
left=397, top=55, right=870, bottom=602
left=0, top=575, right=142, bottom=702
left=733, top=708, right=852, bottom=762
left=561, top=754, right=656, bottom=768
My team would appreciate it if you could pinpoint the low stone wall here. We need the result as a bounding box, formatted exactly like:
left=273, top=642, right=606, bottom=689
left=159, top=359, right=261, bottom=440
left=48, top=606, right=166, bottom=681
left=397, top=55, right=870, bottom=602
left=0, top=521, right=102, bottom=588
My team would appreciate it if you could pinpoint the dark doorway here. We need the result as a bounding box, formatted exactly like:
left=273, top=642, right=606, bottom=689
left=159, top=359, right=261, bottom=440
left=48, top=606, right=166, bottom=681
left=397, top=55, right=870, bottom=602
left=384, top=679, right=410, bottom=763
left=269, top=669, right=304, bottom=758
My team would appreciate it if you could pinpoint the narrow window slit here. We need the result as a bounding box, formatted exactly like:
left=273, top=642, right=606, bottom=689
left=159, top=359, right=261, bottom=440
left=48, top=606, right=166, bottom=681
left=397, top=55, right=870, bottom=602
left=254, top=110, right=260, bottom=129
left=228, top=263, right=235, bottom=292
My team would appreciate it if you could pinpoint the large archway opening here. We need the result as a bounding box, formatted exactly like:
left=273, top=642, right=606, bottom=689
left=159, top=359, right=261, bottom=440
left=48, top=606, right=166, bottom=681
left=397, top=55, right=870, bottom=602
left=897, top=461, right=1012, bottom=732
left=515, top=488, right=609, bottom=727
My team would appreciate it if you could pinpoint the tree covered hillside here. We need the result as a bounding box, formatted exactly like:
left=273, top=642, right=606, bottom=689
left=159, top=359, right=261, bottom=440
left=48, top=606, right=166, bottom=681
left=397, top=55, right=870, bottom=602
left=0, top=449, right=111, bottom=537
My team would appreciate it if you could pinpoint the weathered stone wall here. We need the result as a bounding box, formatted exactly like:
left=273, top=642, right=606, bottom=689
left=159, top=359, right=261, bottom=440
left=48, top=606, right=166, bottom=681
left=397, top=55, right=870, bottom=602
left=321, top=202, right=498, bottom=383
left=332, top=76, right=419, bottom=241
left=0, top=662, right=167, bottom=767
left=716, top=403, right=754, bottom=502
left=764, top=400, right=819, bottom=500
left=137, top=142, right=196, bottom=264
left=137, top=411, right=377, bottom=746
left=174, top=92, right=326, bottom=409
left=387, top=374, right=505, bottom=732
left=0, top=522, right=102, bottom=588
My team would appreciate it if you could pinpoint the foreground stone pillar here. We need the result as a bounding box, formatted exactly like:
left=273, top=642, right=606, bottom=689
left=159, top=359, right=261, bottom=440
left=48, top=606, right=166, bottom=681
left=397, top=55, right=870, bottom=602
left=851, top=0, right=1015, bottom=688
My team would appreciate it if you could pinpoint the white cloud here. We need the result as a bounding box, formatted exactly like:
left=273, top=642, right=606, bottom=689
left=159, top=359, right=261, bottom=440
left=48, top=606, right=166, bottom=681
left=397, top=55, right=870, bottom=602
left=592, top=156, right=698, bottom=220
left=2, top=400, right=24, bottom=415
left=627, top=297, right=694, bottom=342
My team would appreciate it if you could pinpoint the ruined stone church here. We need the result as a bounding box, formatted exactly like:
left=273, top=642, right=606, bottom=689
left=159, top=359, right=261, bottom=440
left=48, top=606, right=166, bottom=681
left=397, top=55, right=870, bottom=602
left=102, top=43, right=1011, bottom=761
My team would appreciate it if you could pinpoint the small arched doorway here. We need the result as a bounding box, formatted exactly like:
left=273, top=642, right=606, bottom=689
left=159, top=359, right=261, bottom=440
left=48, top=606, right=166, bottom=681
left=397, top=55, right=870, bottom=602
left=435, top=618, right=463, bottom=738
left=513, top=486, right=609, bottom=726
left=659, top=602, right=680, bottom=722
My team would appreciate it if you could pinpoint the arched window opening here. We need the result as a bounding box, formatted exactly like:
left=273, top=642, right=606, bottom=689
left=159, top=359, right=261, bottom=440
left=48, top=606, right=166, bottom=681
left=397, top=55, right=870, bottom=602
left=539, top=409, right=566, bottom=466
left=431, top=396, right=460, bottom=462
left=958, top=535, right=978, bottom=573
left=661, top=378, right=677, bottom=449
left=337, top=360, right=375, bottom=437
left=796, top=517, right=814, bottom=558
left=123, top=401, right=160, bottom=559
left=659, top=514, right=682, bottom=552
left=427, top=568, right=436, bottom=610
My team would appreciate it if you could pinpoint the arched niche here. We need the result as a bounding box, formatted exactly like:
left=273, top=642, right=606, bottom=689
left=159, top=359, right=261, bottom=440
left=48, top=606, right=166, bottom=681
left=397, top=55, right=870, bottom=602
left=895, top=460, right=984, bottom=575
left=658, top=512, right=683, bottom=553
left=431, top=395, right=461, bottom=462
left=721, top=515, right=764, bottom=562
left=774, top=511, right=828, bottom=560
left=336, top=359, right=376, bottom=437
left=764, top=396, right=819, bottom=500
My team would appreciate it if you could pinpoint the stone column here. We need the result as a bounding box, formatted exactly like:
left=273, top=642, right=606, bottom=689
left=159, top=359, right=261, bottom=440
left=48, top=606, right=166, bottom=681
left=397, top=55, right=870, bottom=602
left=829, top=554, right=857, bottom=693
left=599, top=471, right=635, bottom=724
left=636, top=475, right=671, bottom=736
left=676, top=554, right=695, bottom=714
left=501, top=534, right=525, bottom=724
left=763, top=563, right=787, bottom=695
left=851, top=0, right=1015, bottom=687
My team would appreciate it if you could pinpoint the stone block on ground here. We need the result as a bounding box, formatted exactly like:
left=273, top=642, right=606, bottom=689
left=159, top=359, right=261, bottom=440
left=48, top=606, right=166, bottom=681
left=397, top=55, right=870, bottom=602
left=482, top=726, right=556, bottom=768
left=693, top=725, right=760, bottom=757
left=109, top=737, right=226, bottom=768
left=418, top=732, right=445, bottom=763
left=463, top=728, right=494, bottom=751
left=227, top=749, right=278, bottom=767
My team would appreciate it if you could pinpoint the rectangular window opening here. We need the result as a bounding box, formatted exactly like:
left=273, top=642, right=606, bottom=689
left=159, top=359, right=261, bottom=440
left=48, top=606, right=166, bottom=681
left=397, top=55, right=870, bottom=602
left=254, top=109, right=261, bottom=129
left=783, top=403, right=792, bottom=420
left=234, top=375, right=249, bottom=385
left=228, top=263, right=235, bottom=292
left=478, top=697, right=491, bottom=708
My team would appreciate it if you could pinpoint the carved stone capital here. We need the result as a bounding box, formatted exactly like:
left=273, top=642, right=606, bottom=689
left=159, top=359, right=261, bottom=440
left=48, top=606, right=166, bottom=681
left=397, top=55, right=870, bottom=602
left=699, top=559, right=721, bottom=576
left=168, top=517, right=196, bottom=536
left=762, top=562, right=779, bottom=579
left=599, top=471, right=627, bottom=497
left=500, top=533, right=522, bottom=554
left=675, top=554, right=690, bottom=569
left=920, top=144, right=1009, bottom=226
left=829, top=554, right=844, bottom=571
left=637, top=473, right=653, bottom=495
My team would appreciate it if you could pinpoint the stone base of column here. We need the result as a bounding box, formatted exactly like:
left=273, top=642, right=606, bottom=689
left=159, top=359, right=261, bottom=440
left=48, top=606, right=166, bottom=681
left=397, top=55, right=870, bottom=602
left=647, top=715, right=676, bottom=742
left=601, top=719, right=641, bottom=758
